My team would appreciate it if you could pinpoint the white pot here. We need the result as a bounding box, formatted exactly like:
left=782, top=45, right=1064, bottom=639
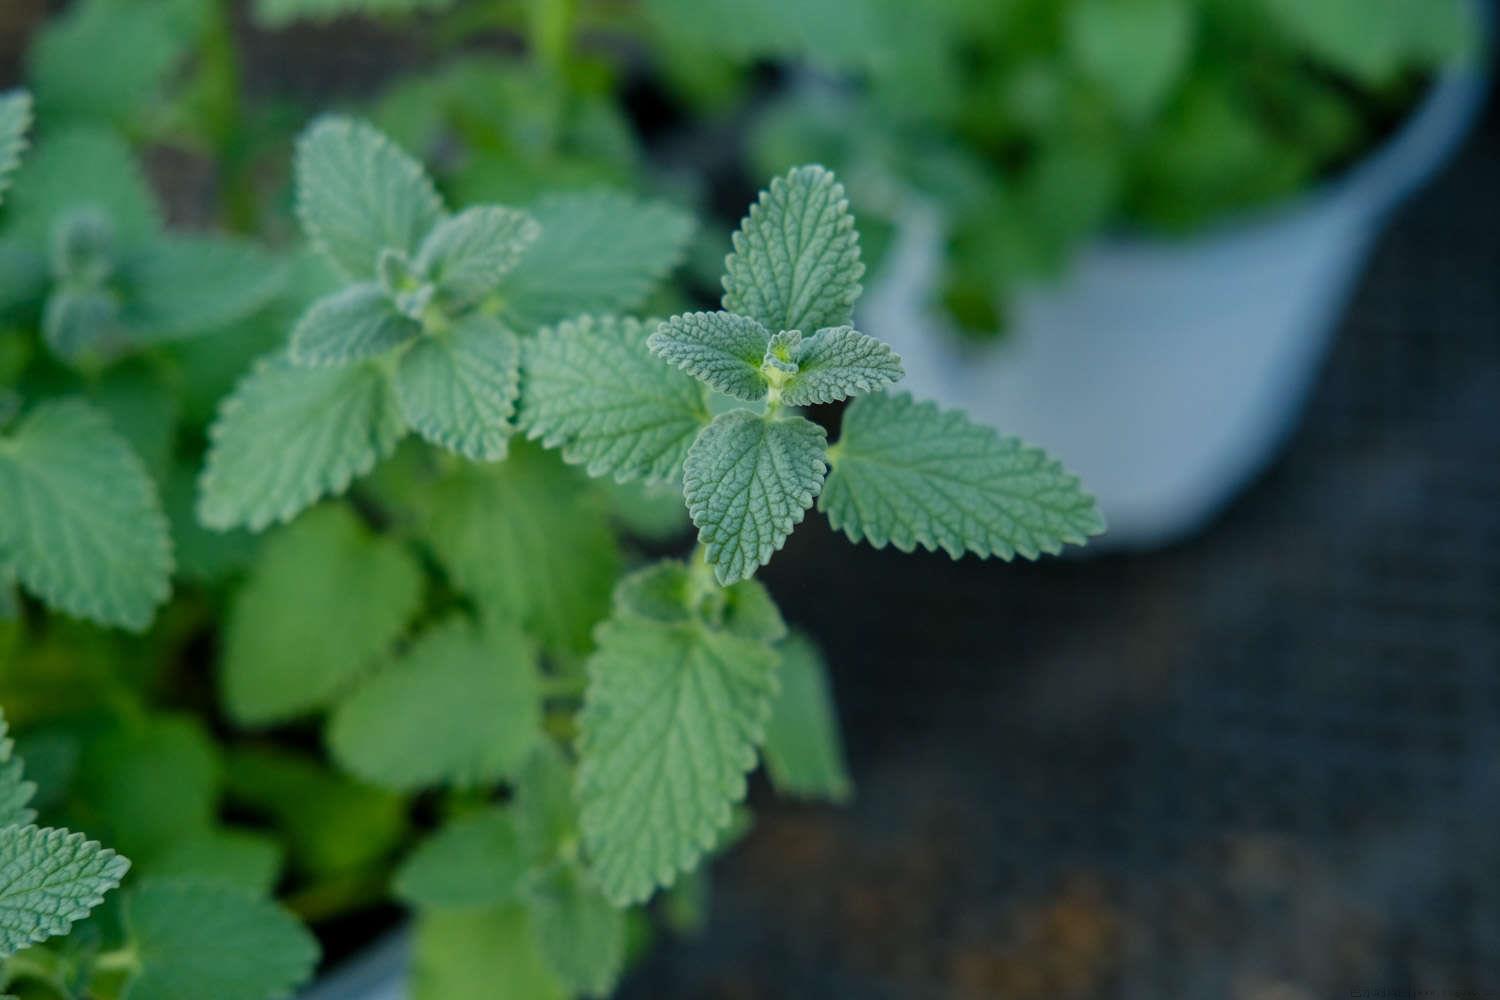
left=859, top=52, right=1489, bottom=550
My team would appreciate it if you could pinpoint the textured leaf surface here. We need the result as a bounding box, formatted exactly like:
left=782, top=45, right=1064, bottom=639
left=526, top=864, right=625, bottom=998
left=647, top=311, right=771, bottom=402
left=395, top=313, right=520, bottom=460
left=393, top=808, right=527, bottom=909
left=328, top=618, right=540, bottom=791
left=521, top=315, right=708, bottom=484
left=820, top=392, right=1104, bottom=559
left=3, top=127, right=160, bottom=247
left=222, top=505, right=424, bottom=725
left=415, top=205, right=540, bottom=308
left=762, top=633, right=851, bottom=802
left=0, top=711, right=35, bottom=828
left=0, top=91, right=31, bottom=206
left=124, top=881, right=319, bottom=1000
left=421, top=446, right=619, bottom=655
left=0, top=399, right=171, bottom=630
left=578, top=616, right=780, bottom=904
left=123, top=236, right=287, bottom=342
left=296, top=116, right=444, bottom=279
left=722, top=165, right=863, bottom=335
left=781, top=325, right=902, bottom=405
left=0, top=826, right=128, bottom=957
left=411, top=906, right=565, bottom=1000
left=497, top=191, right=693, bottom=331
left=683, top=411, right=827, bottom=585
left=289, top=284, right=419, bottom=366
left=198, top=354, right=405, bottom=531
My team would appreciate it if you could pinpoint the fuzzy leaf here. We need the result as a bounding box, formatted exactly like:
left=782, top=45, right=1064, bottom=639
left=497, top=191, right=693, bottom=331
left=683, top=411, right=827, bottom=585
left=820, top=392, right=1104, bottom=559
left=647, top=311, right=771, bottom=402
left=722, top=165, right=863, bottom=335
left=0, top=826, right=129, bottom=957
left=411, top=906, right=565, bottom=1000
left=521, top=314, right=709, bottom=484
left=123, top=236, right=288, bottom=342
left=289, top=283, right=420, bottom=366
left=525, top=864, right=625, bottom=998
left=395, top=312, right=520, bottom=460
left=0, top=711, right=35, bottom=828
left=780, top=325, right=903, bottom=405
left=415, top=205, right=540, bottom=308
left=123, top=880, right=319, bottom=1000
left=394, top=808, right=527, bottom=909
left=328, top=617, right=540, bottom=791
left=0, top=399, right=172, bottom=630
left=762, top=633, right=851, bottom=803
left=198, top=354, right=405, bottom=531
left=578, top=616, right=780, bottom=905
left=0, top=92, right=32, bottom=206
left=222, top=504, right=424, bottom=725
left=3, top=127, right=160, bottom=248
left=296, top=116, right=445, bottom=279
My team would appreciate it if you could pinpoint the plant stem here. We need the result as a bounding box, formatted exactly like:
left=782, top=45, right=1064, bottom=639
left=91, top=947, right=140, bottom=975
left=529, top=0, right=577, bottom=74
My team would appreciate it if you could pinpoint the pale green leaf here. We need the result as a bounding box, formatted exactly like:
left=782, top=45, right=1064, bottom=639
left=42, top=285, right=125, bottom=363
left=0, top=825, right=129, bottom=958
left=683, top=411, right=828, bottom=585
left=0, top=92, right=32, bottom=207
left=420, top=445, right=619, bottom=656
left=1067, top=0, right=1193, bottom=119
left=647, top=311, right=770, bottom=402
left=600, top=477, right=691, bottom=541
left=525, top=864, right=625, bottom=998
left=328, top=617, right=540, bottom=791
left=0, top=710, right=35, bottom=828
left=613, top=560, right=787, bottom=643
left=1260, top=0, right=1457, bottom=84
left=0, top=399, right=172, bottom=631
left=578, top=616, right=780, bottom=905
left=145, top=829, right=283, bottom=896
left=198, top=354, right=406, bottom=531
left=820, top=392, right=1105, bottom=559
left=722, top=165, right=863, bottom=335
left=123, top=236, right=288, bottom=342
left=411, top=906, right=565, bottom=1000
left=123, top=880, right=319, bottom=1000
left=222, top=504, right=424, bottom=725
left=288, top=284, right=420, bottom=367
left=497, top=190, right=693, bottom=331
left=28, top=0, right=186, bottom=128
left=3, top=128, right=160, bottom=248
left=763, top=633, right=851, bottom=803
left=780, top=325, right=903, bottom=406
left=513, top=742, right=576, bottom=868
left=393, top=808, right=526, bottom=909
left=395, top=312, right=520, bottom=460
left=295, top=116, right=445, bottom=279
left=414, top=205, right=540, bottom=309
left=521, top=314, right=709, bottom=484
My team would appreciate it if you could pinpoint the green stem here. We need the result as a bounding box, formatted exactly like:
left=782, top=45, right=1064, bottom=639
left=529, top=0, right=577, bottom=74
left=91, top=947, right=141, bottom=976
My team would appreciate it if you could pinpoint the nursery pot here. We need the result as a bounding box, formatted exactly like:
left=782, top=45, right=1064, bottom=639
left=858, top=51, right=1490, bottom=550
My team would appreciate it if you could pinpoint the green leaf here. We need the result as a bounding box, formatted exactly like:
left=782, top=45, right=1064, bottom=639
left=3, top=127, right=160, bottom=248
left=614, top=560, right=787, bottom=643
left=42, top=284, right=126, bottom=363
left=513, top=742, right=576, bottom=868
left=420, top=446, right=619, bottom=656
left=295, top=116, right=445, bottom=279
left=395, top=312, right=520, bottom=461
left=393, top=808, right=527, bottom=909
left=123, top=236, right=288, bottom=342
left=525, top=864, right=625, bottom=998
left=1067, top=0, right=1193, bottom=119
left=683, top=410, right=828, bottom=585
left=328, top=617, right=541, bottom=791
left=820, top=392, right=1104, bottom=559
left=0, top=399, right=172, bottom=631
left=0, top=91, right=32, bottom=206
left=780, top=325, right=903, bottom=406
left=1259, top=0, right=1409, bottom=84
left=222, top=504, right=424, bottom=725
left=28, top=0, right=187, bottom=128
left=497, top=190, right=693, bottom=332
left=411, top=906, right=565, bottom=1000
left=0, top=825, right=129, bottom=958
left=123, top=880, right=320, bottom=1000
left=145, top=829, right=283, bottom=897
left=521, top=314, right=709, bottom=484
left=722, top=165, right=863, bottom=335
left=578, top=615, right=780, bottom=905
left=647, top=311, right=771, bottom=402
left=288, top=284, right=420, bottom=366
left=198, top=353, right=406, bottom=531
left=414, top=205, right=540, bottom=309
left=762, top=633, right=852, bottom=803
left=0, top=710, right=36, bottom=828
